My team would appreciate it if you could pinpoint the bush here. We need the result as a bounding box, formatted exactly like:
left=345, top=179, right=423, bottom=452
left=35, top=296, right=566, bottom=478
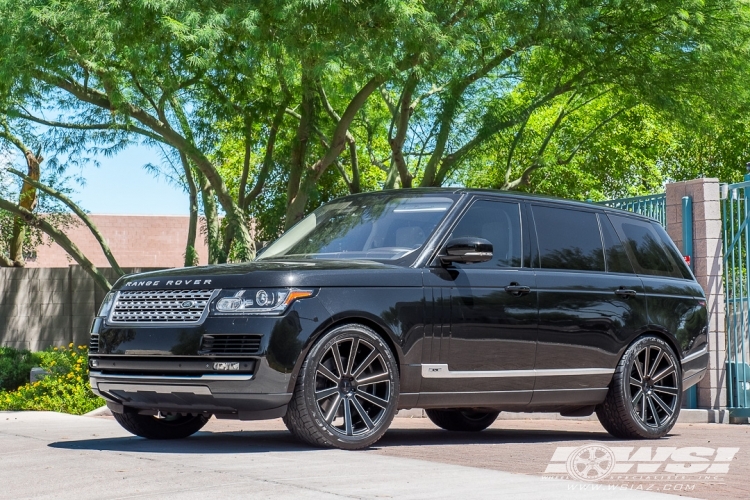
left=0, top=347, right=41, bottom=391
left=0, top=344, right=104, bottom=415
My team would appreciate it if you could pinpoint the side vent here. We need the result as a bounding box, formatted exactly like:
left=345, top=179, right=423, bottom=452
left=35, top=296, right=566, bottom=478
left=199, top=334, right=262, bottom=355
left=89, top=334, right=100, bottom=354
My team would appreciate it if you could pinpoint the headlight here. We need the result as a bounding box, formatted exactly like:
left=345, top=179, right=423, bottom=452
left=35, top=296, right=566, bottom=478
left=213, top=288, right=315, bottom=315
left=97, top=292, right=115, bottom=317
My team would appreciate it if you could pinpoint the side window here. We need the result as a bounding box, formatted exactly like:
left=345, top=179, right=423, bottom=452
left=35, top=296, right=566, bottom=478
left=532, top=205, right=605, bottom=272
left=608, top=215, right=682, bottom=278
left=651, top=222, right=694, bottom=280
left=449, top=200, right=522, bottom=268
left=598, top=214, right=635, bottom=274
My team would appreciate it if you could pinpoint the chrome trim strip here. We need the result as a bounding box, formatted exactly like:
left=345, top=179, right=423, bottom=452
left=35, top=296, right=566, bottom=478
left=106, top=289, right=221, bottom=328
left=97, top=383, right=212, bottom=395
left=421, top=364, right=614, bottom=379
left=89, top=371, right=254, bottom=382
left=682, top=345, right=708, bottom=365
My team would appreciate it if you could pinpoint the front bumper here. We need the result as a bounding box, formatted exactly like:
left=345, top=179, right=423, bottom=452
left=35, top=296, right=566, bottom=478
left=90, top=357, right=292, bottom=419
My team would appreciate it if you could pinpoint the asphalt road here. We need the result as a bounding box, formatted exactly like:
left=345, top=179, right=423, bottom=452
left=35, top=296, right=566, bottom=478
left=1, top=411, right=746, bottom=499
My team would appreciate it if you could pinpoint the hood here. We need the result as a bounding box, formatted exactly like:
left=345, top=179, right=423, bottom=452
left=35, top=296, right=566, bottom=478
left=113, top=259, right=422, bottom=290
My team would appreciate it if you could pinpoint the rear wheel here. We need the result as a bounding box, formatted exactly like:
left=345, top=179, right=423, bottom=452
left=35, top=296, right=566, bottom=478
left=283, top=324, right=399, bottom=450
left=112, top=411, right=210, bottom=439
left=426, top=409, right=500, bottom=432
left=596, top=335, right=682, bottom=439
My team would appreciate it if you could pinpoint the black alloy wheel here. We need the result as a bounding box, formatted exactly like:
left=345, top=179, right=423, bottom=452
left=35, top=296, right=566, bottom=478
left=426, top=409, right=500, bottom=432
left=596, top=335, right=682, bottom=439
left=284, top=324, right=399, bottom=449
left=112, top=411, right=210, bottom=439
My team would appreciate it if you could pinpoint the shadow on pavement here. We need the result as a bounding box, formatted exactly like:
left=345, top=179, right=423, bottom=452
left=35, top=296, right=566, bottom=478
left=372, top=426, right=617, bottom=449
left=48, top=430, right=315, bottom=454
left=49, top=424, right=623, bottom=454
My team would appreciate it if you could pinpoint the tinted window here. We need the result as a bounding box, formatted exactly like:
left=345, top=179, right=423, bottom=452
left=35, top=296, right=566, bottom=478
left=609, top=215, right=682, bottom=278
left=652, top=222, right=694, bottom=280
left=449, top=200, right=522, bottom=268
left=532, top=205, right=604, bottom=272
left=598, top=214, right=634, bottom=274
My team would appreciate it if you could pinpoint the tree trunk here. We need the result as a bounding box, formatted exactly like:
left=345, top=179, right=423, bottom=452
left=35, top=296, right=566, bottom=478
left=197, top=171, right=223, bottom=265
left=286, top=72, right=316, bottom=229
left=9, top=150, right=41, bottom=265
left=179, top=152, right=199, bottom=267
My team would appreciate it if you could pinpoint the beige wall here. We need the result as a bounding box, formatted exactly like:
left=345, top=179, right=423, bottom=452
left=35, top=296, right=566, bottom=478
left=26, top=215, right=208, bottom=269
left=665, top=179, right=726, bottom=414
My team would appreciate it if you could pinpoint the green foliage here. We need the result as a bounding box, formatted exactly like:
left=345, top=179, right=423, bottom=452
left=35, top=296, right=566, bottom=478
left=0, top=344, right=104, bottom=415
left=0, top=347, right=41, bottom=391
left=0, top=0, right=749, bottom=252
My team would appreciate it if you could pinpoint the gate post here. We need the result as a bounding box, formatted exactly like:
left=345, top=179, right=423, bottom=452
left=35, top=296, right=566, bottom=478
left=666, top=178, right=727, bottom=419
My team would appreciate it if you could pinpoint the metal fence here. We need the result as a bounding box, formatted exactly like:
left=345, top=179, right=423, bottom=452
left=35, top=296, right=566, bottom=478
left=598, top=193, right=667, bottom=228
left=722, top=180, right=750, bottom=416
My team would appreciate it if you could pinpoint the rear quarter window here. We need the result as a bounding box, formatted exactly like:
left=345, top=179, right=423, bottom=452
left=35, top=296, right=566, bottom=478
left=608, top=214, right=686, bottom=279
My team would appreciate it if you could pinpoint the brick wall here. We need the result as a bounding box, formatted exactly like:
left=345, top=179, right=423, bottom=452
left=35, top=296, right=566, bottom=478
left=0, top=266, right=158, bottom=352
left=26, top=215, right=208, bottom=268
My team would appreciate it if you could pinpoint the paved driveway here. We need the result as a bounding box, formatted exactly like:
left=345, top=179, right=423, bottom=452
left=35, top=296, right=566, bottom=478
left=1, top=411, right=746, bottom=499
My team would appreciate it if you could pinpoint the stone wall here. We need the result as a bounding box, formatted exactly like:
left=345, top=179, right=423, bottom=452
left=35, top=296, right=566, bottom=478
left=0, top=266, right=157, bottom=351
left=665, top=178, right=726, bottom=413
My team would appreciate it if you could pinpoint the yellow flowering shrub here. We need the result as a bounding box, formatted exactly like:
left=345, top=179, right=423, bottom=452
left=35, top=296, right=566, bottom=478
left=0, top=345, right=104, bottom=415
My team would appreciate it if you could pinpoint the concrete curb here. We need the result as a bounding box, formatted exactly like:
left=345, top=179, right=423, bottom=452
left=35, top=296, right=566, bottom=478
left=83, top=406, right=112, bottom=417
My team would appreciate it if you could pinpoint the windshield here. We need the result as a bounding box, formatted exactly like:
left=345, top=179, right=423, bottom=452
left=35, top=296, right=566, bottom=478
left=257, top=195, right=455, bottom=262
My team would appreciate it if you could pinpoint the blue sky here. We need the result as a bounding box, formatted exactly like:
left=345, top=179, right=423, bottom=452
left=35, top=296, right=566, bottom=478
left=68, top=143, right=189, bottom=215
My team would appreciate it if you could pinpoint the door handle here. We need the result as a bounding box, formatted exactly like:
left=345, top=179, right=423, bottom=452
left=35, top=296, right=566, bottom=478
left=505, top=283, right=531, bottom=296
left=615, top=288, right=637, bottom=298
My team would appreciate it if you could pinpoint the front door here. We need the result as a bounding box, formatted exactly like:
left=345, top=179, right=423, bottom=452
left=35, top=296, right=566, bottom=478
left=420, top=199, right=537, bottom=408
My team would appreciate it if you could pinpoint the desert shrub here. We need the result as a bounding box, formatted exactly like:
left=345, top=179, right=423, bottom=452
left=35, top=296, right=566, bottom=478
left=0, top=347, right=41, bottom=391
left=0, top=344, right=104, bottom=415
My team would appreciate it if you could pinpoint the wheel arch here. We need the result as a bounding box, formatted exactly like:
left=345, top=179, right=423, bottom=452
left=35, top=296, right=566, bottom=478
left=286, top=314, right=403, bottom=393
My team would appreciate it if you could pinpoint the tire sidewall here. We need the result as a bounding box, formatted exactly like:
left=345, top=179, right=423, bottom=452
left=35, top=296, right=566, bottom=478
left=620, top=336, right=682, bottom=438
left=301, top=324, right=400, bottom=449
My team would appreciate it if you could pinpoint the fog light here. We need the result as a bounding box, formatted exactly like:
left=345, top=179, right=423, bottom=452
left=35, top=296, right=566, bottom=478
left=90, top=359, right=99, bottom=368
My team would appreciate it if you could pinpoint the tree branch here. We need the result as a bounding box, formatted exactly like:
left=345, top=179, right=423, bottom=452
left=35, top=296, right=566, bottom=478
left=7, top=167, right=125, bottom=276
left=0, top=196, right=111, bottom=290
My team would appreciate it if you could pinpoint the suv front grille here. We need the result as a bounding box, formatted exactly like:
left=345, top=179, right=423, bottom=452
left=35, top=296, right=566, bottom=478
left=110, top=289, right=216, bottom=324
left=199, top=334, right=262, bottom=355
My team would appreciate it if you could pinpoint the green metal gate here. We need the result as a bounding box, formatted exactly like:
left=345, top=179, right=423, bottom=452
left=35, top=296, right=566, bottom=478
left=722, top=180, right=750, bottom=417
left=599, top=193, right=667, bottom=228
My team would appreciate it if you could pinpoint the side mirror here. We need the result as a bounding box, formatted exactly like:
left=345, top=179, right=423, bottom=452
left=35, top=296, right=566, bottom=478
left=440, top=237, right=493, bottom=265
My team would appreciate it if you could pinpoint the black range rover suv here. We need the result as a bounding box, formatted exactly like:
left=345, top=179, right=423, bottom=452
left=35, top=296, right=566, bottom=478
left=89, top=189, right=709, bottom=449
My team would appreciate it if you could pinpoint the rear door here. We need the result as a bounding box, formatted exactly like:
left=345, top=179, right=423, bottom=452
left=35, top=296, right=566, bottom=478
left=531, top=204, right=648, bottom=406
left=607, top=214, right=703, bottom=351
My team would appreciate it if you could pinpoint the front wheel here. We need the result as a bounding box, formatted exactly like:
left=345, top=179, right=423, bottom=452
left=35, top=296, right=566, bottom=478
left=426, top=409, right=500, bottom=432
left=596, top=335, right=682, bottom=439
left=283, top=324, right=400, bottom=450
left=112, top=411, right=210, bottom=439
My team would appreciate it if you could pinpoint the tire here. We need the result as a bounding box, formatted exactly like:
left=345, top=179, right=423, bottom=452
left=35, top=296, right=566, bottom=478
left=425, top=409, right=500, bottom=432
left=283, top=323, right=400, bottom=450
left=112, top=411, right=210, bottom=439
left=596, top=335, right=682, bottom=439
